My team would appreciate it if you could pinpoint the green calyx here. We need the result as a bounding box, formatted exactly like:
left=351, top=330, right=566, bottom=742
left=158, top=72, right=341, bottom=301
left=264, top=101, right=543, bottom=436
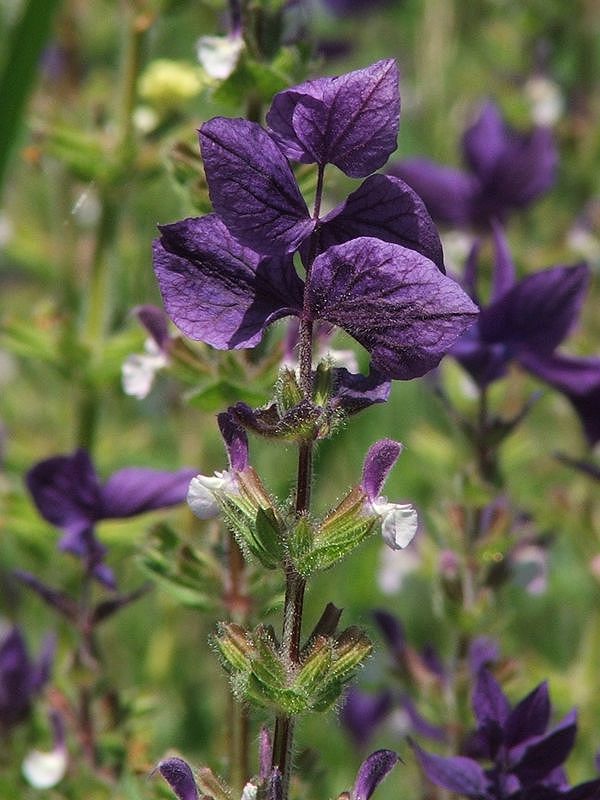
left=218, top=467, right=284, bottom=569
left=288, top=487, right=377, bottom=577
left=214, top=622, right=372, bottom=715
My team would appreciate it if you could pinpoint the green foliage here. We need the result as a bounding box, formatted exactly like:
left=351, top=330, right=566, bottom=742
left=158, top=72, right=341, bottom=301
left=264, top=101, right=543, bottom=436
left=139, top=523, right=222, bottom=610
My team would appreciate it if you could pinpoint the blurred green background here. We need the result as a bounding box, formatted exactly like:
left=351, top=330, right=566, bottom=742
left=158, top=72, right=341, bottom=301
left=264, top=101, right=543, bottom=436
left=1, top=0, right=599, bottom=798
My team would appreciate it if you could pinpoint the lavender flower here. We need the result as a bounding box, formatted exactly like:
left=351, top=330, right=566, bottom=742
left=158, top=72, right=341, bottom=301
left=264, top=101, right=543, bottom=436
left=389, top=101, right=557, bottom=229
left=0, top=626, right=54, bottom=732
left=158, top=758, right=200, bottom=800
left=412, top=668, right=600, bottom=800
left=153, top=60, right=478, bottom=381
left=188, top=410, right=249, bottom=520
left=26, top=449, right=196, bottom=586
left=348, top=750, right=399, bottom=800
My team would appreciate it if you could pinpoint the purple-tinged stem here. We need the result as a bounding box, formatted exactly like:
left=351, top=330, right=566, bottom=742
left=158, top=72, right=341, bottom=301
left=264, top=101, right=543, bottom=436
left=271, top=164, right=326, bottom=800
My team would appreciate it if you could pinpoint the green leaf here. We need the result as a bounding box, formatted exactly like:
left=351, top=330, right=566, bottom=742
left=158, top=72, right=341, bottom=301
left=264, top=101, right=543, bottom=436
left=0, top=0, right=62, bottom=192
left=185, top=379, right=266, bottom=412
left=138, top=524, right=221, bottom=610
left=40, top=123, right=113, bottom=183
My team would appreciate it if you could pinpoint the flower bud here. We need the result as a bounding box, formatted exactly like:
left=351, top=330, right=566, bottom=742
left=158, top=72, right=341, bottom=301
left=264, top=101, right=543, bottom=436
left=215, top=622, right=255, bottom=674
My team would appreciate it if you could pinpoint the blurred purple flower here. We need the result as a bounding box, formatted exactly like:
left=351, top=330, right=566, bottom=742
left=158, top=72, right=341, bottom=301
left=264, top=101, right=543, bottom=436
left=0, top=626, right=54, bottom=732
left=153, top=60, right=478, bottom=382
left=389, top=101, right=557, bottom=229
left=321, top=0, right=394, bottom=17
left=452, top=224, right=589, bottom=386
left=519, top=351, right=600, bottom=447
left=341, top=686, right=392, bottom=749
left=26, top=449, right=196, bottom=587
left=412, top=668, right=600, bottom=800
left=451, top=225, right=598, bottom=445
left=468, top=637, right=500, bottom=676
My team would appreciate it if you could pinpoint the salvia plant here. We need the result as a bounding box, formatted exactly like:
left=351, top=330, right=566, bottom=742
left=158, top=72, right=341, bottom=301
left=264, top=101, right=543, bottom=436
left=149, top=57, right=478, bottom=799
left=2, top=2, right=599, bottom=800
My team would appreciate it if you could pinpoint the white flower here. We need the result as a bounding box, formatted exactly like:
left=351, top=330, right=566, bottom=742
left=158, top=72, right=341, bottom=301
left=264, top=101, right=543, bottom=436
left=122, top=338, right=169, bottom=399
left=22, top=746, right=67, bottom=789
left=197, top=35, right=244, bottom=80
left=187, top=470, right=238, bottom=519
left=525, top=76, right=564, bottom=127
left=370, top=497, right=418, bottom=550
left=241, top=782, right=258, bottom=800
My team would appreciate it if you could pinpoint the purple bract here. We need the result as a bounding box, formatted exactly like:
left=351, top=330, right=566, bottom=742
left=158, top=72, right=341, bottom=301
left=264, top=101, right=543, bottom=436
left=412, top=667, right=600, bottom=800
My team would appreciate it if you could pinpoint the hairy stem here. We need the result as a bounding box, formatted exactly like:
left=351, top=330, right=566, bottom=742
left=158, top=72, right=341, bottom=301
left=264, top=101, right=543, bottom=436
left=226, top=536, right=251, bottom=791
left=271, top=164, right=325, bottom=799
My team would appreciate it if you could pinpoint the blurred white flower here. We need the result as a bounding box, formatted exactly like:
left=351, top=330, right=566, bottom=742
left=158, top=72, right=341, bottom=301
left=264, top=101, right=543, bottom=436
left=378, top=540, right=421, bottom=594
left=122, top=338, right=169, bottom=399
left=197, top=34, right=244, bottom=80
left=22, top=747, right=67, bottom=789
left=525, top=76, right=564, bottom=127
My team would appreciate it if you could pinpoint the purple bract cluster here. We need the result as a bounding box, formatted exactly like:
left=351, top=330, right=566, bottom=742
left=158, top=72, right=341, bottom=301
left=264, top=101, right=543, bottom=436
left=153, top=60, right=478, bottom=382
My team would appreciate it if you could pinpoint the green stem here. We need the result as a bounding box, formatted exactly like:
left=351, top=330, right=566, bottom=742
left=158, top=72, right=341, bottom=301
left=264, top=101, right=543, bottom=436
left=226, top=536, right=251, bottom=791
left=76, top=9, right=149, bottom=450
